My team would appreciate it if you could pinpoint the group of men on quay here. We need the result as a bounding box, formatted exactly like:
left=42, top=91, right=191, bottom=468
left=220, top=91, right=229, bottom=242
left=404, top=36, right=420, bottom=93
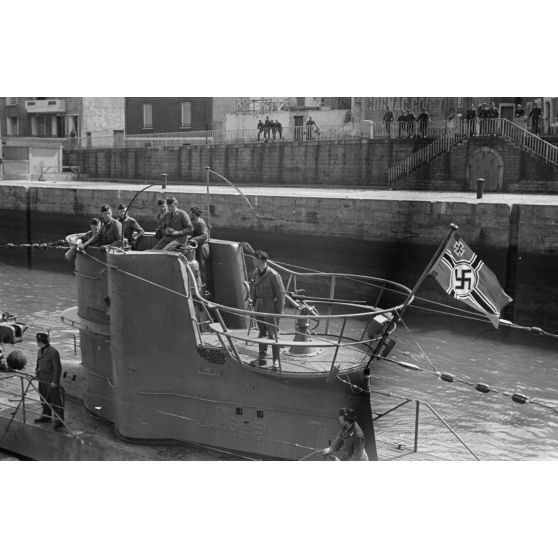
left=76, top=197, right=210, bottom=292
left=257, top=116, right=283, bottom=141
left=383, top=106, right=430, bottom=138
left=256, top=115, right=320, bottom=141
left=382, top=100, right=545, bottom=138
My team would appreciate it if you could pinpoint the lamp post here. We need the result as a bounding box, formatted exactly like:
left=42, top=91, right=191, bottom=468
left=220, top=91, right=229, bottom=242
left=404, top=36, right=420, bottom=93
left=121, top=173, right=167, bottom=249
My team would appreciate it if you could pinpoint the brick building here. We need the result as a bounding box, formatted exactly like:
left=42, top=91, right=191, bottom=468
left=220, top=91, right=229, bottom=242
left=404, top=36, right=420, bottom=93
left=124, top=97, right=237, bottom=134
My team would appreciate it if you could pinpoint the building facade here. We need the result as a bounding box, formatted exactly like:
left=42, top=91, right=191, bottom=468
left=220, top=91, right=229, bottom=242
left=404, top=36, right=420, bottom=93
left=0, top=97, right=125, bottom=140
left=124, top=97, right=237, bottom=135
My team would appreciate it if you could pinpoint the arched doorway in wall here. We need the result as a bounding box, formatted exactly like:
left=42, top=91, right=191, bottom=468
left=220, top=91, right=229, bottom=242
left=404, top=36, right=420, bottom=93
left=466, top=147, right=504, bottom=191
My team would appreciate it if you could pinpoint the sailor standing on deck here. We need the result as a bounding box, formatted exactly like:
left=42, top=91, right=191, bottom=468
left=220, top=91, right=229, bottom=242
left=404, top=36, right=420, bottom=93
left=117, top=203, right=145, bottom=248
left=322, top=408, right=368, bottom=461
left=34, top=332, right=65, bottom=429
left=189, top=206, right=210, bottom=292
left=250, top=250, right=286, bottom=372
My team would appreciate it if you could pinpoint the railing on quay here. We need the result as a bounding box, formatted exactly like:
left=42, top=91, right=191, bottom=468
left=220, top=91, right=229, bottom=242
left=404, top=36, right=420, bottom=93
left=371, top=119, right=458, bottom=140
left=61, top=117, right=558, bottom=151
left=387, top=117, right=558, bottom=184
left=500, top=118, right=558, bottom=166
left=387, top=127, right=464, bottom=183
left=63, top=123, right=365, bottom=150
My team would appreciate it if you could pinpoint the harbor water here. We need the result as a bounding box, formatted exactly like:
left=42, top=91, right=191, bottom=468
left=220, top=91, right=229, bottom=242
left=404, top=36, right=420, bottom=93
left=1, top=236, right=557, bottom=461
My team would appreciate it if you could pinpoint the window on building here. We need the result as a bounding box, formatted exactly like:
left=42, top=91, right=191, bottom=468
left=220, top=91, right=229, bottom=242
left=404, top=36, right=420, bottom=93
left=143, top=103, right=153, bottom=129
left=51, top=116, right=58, bottom=137
left=6, top=97, right=17, bottom=106
left=31, top=116, right=38, bottom=136
left=181, top=102, right=192, bottom=128
left=6, top=116, right=18, bottom=136
left=337, top=97, right=352, bottom=110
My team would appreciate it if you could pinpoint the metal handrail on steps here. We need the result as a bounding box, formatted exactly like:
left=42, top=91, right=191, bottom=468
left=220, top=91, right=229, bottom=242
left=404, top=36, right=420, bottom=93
left=387, top=118, right=558, bottom=185
left=387, top=128, right=464, bottom=184
left=500, top=118, right=558, bottom=166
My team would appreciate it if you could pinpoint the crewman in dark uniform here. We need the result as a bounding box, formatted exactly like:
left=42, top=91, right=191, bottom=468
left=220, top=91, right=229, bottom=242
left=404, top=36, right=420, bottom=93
left=397, top=110, right=407, bottom=138
left=250, top=250, right=286, bottom=372
left=383, top=106, right=394, bottom=138
left=152, top=197, right=193, bottom=251
left=466, top=104, right=477, bottom=136
left=189, top=206, right=211, bottom=293
left=406, top=108, right=416, bottom=138
left=306, top=116, right=316, bottom=140
left=478, top=103, right=488, bottom=135
left=529, top=103, right=543, bottom=135
left=155, top=199, right=167, bottom=239
left=322, top=407, right=368, bottom=461
left=257, top=119, right=264, bottom=141
left=275, top=120, right=283, bottom=139
left=117, top=203, right=145, bottom=248
left=34, top=332, right=65, bottom=429
left=79, top=205, right=122, bottom=251
left=263, top=116, right=271, bottom=142
left=416, top=107, right=429, bottom=138
left=486, top=102, right=499, bottom=135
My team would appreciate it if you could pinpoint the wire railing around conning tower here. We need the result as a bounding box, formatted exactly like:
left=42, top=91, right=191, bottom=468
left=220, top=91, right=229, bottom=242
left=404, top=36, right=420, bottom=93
left=187, top=255, right=413, bottom=379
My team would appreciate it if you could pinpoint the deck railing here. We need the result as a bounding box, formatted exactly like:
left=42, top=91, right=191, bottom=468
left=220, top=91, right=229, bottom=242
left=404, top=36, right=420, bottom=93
left=187, top=258, right=413, bottom=378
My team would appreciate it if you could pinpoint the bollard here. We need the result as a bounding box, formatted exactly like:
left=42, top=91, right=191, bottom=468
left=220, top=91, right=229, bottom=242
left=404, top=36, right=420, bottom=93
left=476, top=178, right=485, bottom=199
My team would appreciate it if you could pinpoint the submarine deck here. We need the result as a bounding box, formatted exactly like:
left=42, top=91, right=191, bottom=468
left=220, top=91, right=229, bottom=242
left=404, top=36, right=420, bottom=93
left=0, top=372, right=442, bottom=461
left=200, top=325, right=370, bottom=377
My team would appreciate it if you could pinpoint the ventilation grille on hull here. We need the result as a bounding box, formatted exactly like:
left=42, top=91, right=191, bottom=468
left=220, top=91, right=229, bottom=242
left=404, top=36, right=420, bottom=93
left=197, top=346, right=227, bottom=365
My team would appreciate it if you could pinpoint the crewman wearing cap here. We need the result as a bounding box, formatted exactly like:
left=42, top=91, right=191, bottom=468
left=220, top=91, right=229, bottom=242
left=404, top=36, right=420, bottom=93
left=321, top=407, right=368, bottom=461
left=189, top=206, right=210, bottom=292
left=117, top=203, right=145, bottom=248
left=155, top=199, right=168, bottom=239
left=34, top=333, right=65, bottom=429
left=152, top=197, right=193, bottom=251
left=250, top=250, right=286, bottom=371
left=79, top=204, right=122, bottom=250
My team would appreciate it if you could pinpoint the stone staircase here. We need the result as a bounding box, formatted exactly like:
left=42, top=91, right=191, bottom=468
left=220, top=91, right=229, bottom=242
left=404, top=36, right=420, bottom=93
left=387, top=119, right=558, bottom=187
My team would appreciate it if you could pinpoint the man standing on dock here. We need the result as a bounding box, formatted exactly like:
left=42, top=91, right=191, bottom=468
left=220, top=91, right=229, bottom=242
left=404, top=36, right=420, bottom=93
left=383, top=106, right=394, bottom=138
left=250, top=250, right=286, bottom=372
left=34, top=333, right=65, bottom=429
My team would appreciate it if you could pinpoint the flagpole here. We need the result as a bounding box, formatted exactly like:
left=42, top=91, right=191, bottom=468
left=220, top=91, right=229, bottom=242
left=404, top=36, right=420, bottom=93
left=398, top=222, right=459, bottom=319
left=365, top=223, right=459, bottom=370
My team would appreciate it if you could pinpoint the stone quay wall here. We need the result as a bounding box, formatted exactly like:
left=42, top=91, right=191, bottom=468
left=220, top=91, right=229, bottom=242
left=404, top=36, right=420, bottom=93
left=3, top=183, right=558, bottom=326
left=64, top=137, right=558, bottom=193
